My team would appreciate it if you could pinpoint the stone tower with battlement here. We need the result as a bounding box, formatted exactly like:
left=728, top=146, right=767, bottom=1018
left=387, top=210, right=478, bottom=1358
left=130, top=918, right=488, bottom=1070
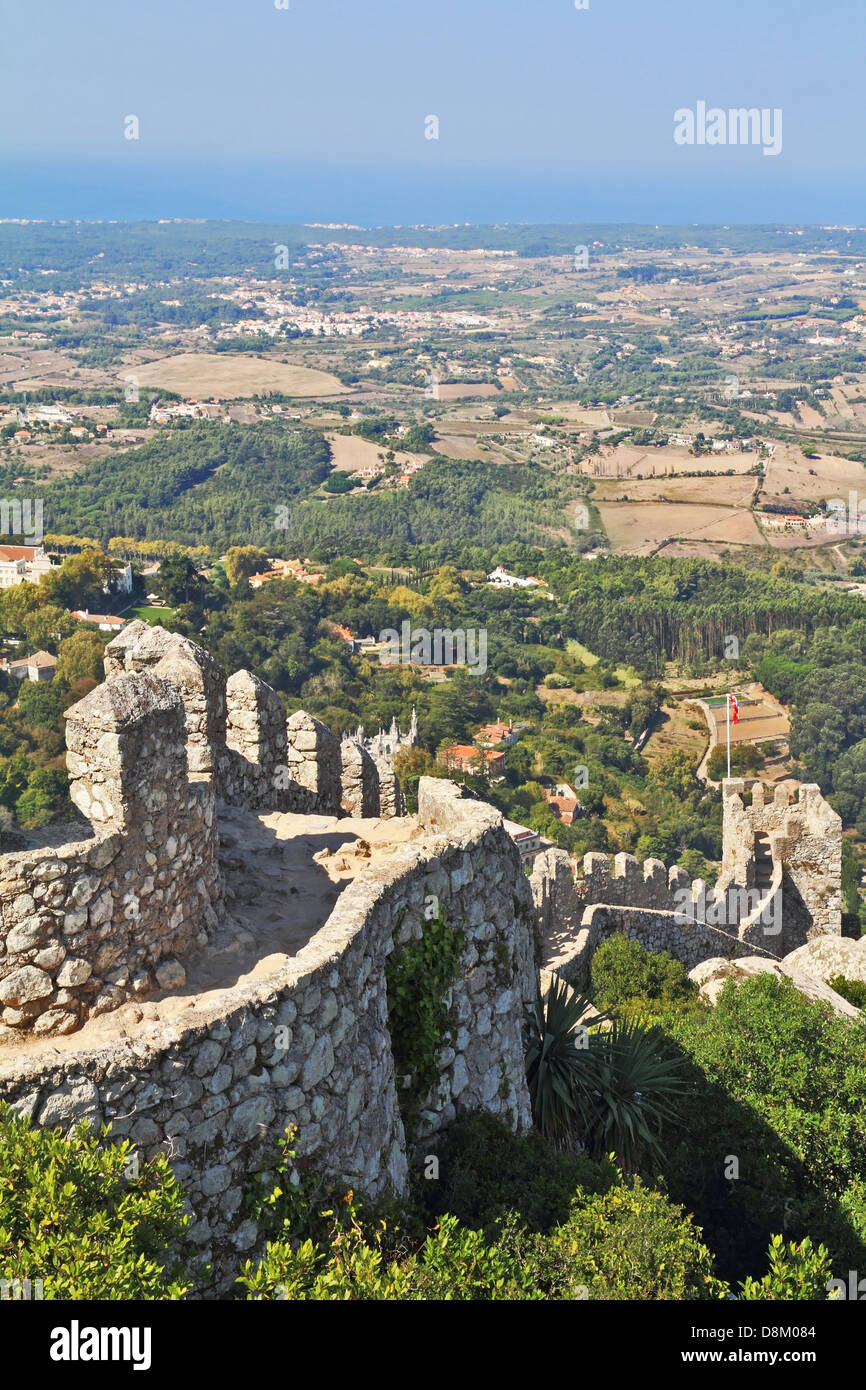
left=532, top=778, right=843, bottom=984
left=719, top=778, right=842, bottom=950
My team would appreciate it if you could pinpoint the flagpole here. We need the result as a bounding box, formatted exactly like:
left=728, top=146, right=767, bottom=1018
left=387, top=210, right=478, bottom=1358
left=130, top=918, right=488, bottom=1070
left=726, top=693, right=731, bottom=781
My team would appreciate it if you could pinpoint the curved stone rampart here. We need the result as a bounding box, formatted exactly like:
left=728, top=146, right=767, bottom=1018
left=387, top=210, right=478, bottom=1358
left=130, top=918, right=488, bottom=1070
left=533, top=779, right=843, bottom=985
left=0, top=781, right=536, bottom=1292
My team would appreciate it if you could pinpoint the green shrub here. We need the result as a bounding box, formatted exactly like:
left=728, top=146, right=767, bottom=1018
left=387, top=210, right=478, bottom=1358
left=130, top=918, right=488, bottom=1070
left=0, top=1104, right=191, bottom=1299
left=527, top=1176, right=727, bottom=1301
left=239, top=1114, right=842, bottom=1302
left=385, top=907, right=465, bottom=1136
left=244, top=1124, right=352, bottom=1248
left=590, top=934, right=699, bottom=1018
left=662, top=974, right=866, bottom=1282
left=239, top=1204, right=540, bottom=1301
left=240, top=1167, right=727, bottom=1301
left=777, top=1177, right=866, bottom=1275
left=671, top=974, right=866, bottom=1192
left=826, top=975, right=866, bottom=1010
left=739, top=1235, right=834, bottom=1301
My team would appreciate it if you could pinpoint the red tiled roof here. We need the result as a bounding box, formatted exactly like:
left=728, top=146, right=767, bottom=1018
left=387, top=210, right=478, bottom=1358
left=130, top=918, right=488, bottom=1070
left=72, top=610, right=125, bottom=627
left=0, top=545, right=38, bottom=562
left=479, top=720, right=514, bottom=740
left=441, top=745, right=504, bottom=765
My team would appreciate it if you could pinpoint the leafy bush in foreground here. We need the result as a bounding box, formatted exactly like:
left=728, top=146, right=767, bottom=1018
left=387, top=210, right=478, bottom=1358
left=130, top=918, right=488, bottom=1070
left=529, top=1178, right=727, bottom=1301
left=239, top=1202, right=542, bottom=1301
left=413, top=1110, right=614, bottom=1237
left=0, top=1103, right=191, bottom=1299
left=239, top=1173, right=727, bottom=1301
left=739, top=1235, right=834, bottom=1301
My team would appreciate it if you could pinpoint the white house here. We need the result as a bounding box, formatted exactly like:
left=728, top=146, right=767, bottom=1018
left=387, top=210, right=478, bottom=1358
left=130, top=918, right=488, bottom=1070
left=0, top=545, right=55, bottom=589
left=487, top=566, right=545, bottom=589
left=71, top=610, right=127, bottom=634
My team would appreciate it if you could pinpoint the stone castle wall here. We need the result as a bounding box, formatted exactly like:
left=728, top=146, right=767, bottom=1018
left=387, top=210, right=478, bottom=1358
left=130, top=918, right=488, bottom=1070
left=549, top=904, right=714, bottom=986
left=104, top=622, right=382, bottom=820
left=0, top=673, right=222, bottom=1036
left=531, top=847, right=711, bottom=953
left=0, top=779, right=536, bottom=1292
left=533, top=779, right=842, bottom=985
left=720, top=779, right=842, bottom=941
left=0, top=625, right=407, bottom=1037
left=283, top=711, right=342, bottom=815
left=0, top=621, right=844, bottom=1291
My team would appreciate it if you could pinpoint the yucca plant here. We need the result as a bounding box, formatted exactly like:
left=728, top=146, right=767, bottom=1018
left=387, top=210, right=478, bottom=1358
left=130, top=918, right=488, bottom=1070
left=524, top=979, right=687, bottom=1167
left=575, top=1016, right=687, bottom=1172
left=523, top=976, right=606, bottom=1150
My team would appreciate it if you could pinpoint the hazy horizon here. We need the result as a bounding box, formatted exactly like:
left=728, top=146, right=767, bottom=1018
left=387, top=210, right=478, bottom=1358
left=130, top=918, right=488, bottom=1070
left=2, top=0, right=864, bottom=225
left=2, top=159, right=865, bottom=227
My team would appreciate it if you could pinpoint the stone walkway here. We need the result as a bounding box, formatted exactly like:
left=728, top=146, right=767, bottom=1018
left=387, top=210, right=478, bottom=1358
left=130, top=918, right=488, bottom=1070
left=0, top=805, right=424, bottom=1059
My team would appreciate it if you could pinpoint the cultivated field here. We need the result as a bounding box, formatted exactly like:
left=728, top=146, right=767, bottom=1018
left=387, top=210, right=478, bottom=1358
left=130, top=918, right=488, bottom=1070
left=433, top=383, right=501, bottom=399
left=0, top=346, right=116, bottom=392
left=4, top=432, right=153, bottom=476
left=433, top=433, right=518, bottom=464
left=593, top=474, right=756, bottom=507
left=325, top=433, right=424, bottom=472
left=582, top=444, right=757, bottom=480
left=537, top=687, right=634, bottom=719
left=126, top=353, right=349, bottom=400
left=642, top=702, right=708, bottom=766
left=545, top=405, right=613, bottom=427
left=796, top=403, right=827, bottom=430
left=761, top=444, right=866, bottom=503
left=829, top=387, right=855, bottom=420
left=597, top=502, right=765, bottom=553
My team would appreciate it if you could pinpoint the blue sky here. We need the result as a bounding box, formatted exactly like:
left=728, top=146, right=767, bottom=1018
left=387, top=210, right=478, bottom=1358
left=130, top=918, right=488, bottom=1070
left=1, top=0, right=864, bottom=222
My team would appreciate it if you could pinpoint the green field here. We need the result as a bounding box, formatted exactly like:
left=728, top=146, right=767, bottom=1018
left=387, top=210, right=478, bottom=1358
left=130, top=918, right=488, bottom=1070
left=124, top=605, right=176, bottom=625
left=565, top=639, right=640, bottom=687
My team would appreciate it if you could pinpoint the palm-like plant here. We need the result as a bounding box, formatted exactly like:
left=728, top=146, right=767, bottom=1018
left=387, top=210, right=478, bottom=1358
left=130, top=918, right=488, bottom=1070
left=574, top=1016, right=687, bottom=1171
left=523, top=976, right=605, bottom=1150
left=524, top=977, right=687, bottom=1168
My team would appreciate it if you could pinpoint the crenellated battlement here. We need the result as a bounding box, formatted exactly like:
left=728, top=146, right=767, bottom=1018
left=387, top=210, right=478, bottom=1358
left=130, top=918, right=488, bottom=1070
left=532, top=848, right=713, bottom=931
left=0, top=623, right=847, bottom=1288
left=574, top=851, right=705, bottom=912
left=532, top=777, right=843, bottom=985
left=0, top=625, right=407, bottom=1038
left=720, top=778, right=842, bottom=943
